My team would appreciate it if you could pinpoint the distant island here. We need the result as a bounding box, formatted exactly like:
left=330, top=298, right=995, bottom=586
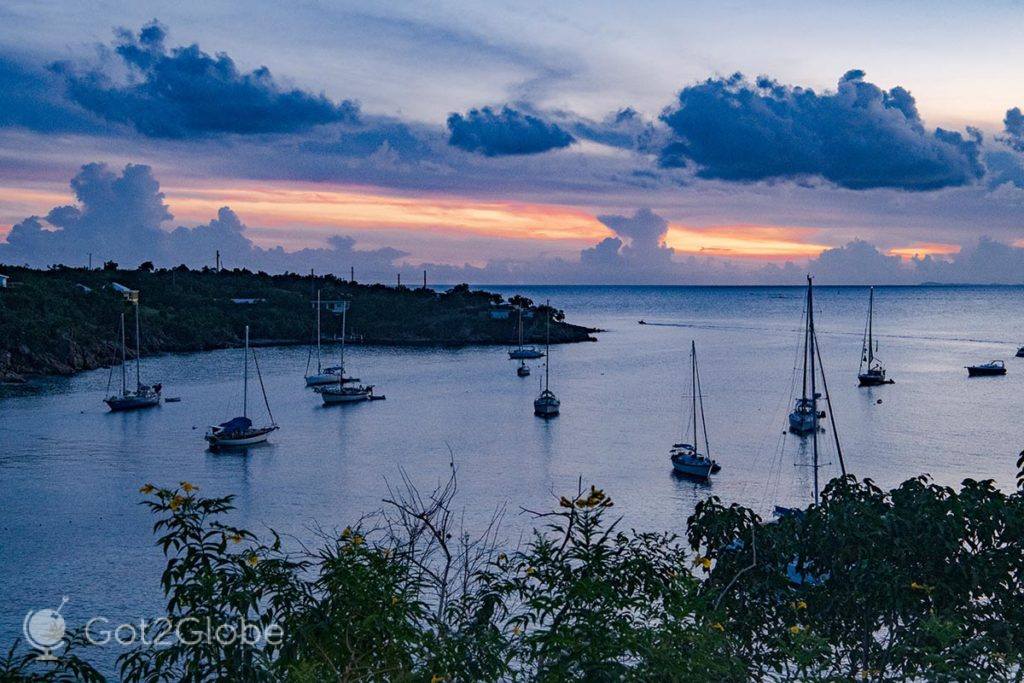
left=0, top=264, right=597, bottom=382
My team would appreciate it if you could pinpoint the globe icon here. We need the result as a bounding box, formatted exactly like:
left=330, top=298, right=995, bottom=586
left=23, top=597, right=68, bottom=660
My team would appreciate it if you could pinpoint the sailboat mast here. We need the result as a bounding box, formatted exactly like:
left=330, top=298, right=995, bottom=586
left=518, top=307, right=524, bottom=349
left=544, top=300, right=551, bottom=391
left=807, top=275, right=820, bottom=506
left=243, top=325, right=249, bottom=420
left=316, top=290, right=322, bottom=373
left=801, top=291, right=810, bottom=402
left=867, top=287, right=874, bottom=365
left=120, top=312, right=127, bottom=395
left=691, top=341, right=698, bottom=449
left=340, top=305, right=347, bottom=380
left=134, top=301, right=142, bottom=390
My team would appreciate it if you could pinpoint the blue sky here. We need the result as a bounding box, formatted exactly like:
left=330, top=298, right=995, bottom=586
left=2, top=0, right=1024, bottom=283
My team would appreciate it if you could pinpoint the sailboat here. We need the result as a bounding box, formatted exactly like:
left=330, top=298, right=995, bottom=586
left=205, top=325, right=278, bottom=449
left=670, top=341, right=720, bottom=479
left=104, top=301, right=161, bottom=411
left=857, top=287, right=893, bottom=386
left=509, top=306, right=544, bottom=360
left=533, top=301, right=560, bottom=417
left=316, top=301, right=375, bottom=404
left=788, top=276, right=827, bottom=435
left=305, top=292, right=359, bottom=386
left=517, top=360, right=531, bottom=377
left=776, top=278, right=848, bottom=518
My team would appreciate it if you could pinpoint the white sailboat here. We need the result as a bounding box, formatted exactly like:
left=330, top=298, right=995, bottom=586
left=509, top=306, right=544, bottom=360
left=857, top=286, right=893, bottom=386
left=205, top=325, right=278, bottom=449
left=788, top=276, right=826, bottom=435
left=104, top=301, right=161, bottom=411
left=670, top=340, right=720, bottom=479
left=316, top=302, right=375, bottom=405
left=305, top=291, right=359, bottom=386
left=533, top=301, right=560, bottom=417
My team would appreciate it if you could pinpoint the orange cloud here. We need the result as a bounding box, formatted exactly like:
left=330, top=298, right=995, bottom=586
left=664, top=224, right=828, bottom=260
left=887, top=243, right=960, bottom=260
left=163, top=183, right=607, bottom=246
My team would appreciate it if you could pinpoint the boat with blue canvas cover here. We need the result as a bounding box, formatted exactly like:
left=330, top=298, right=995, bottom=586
left=206, top=325, right=278, bottom=450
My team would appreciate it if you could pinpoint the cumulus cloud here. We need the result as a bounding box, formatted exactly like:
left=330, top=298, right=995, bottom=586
left=50, top=21, right=359, bottom=138
left=1001, top=107, right=1024, bottom=153
left=0, top=163, right=404, bottom=275
left=446, top=105, right=575, bottom=156
left=659, top=70, right=984, bottom=190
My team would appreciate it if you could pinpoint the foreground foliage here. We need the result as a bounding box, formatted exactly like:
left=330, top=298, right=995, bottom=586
left=5, top=471, right=1024, bottom=681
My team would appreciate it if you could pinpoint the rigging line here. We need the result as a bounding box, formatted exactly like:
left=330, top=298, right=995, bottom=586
left=812, top=328, right=846, bottom=477
left=251, top=347, right=276, bottom=427
left=695, top=348, right=711, bottom=458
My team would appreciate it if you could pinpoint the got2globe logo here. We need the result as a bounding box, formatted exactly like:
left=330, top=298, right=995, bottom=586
left=22, top=597, right=69, bottom=661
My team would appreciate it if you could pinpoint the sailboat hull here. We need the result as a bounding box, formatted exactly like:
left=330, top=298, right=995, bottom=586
left=318, top=386, right=373, bottom=404
left=509, top=349, right=544, bottom=360
left=206, top=427, right=276, bottom=449
left=105, top=394, right=161, bottom=411
left=857, top=372, right=893, bottom=386
left=305, top=373, right=338, bottom=386
left=671, top=458, right=713, bottom=479
left=533, top=397, right=560, bottom=417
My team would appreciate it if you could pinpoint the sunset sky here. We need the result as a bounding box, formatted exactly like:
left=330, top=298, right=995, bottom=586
left=2, top=0, right=1024, bottom=283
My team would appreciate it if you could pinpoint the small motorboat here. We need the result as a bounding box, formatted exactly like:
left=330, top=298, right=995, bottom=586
left=516, top=360, right=531, bottom=377
left=966, top=360, right=1006, bottom=377
left=1016, top=347, right=1024, bottom=358
left=638, top=319, right=647, bottom=325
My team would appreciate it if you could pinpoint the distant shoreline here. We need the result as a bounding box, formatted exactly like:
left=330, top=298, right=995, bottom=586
left=0, top=265, right=597, bottom=384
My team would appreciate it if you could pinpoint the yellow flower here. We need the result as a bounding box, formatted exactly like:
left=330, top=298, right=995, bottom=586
left=559, top=496, right=573, bottom=508
left=352, top=535, right=364, bottom=546
left=513, top=626, right=522, bottom=636
left=525, top=566, right=536, bottom=576
left=711, top=622, right=725, bottom=632
left=230, top=533, right=243, bottom=544
left=341, top=526, right=352, bottom=539
left=692, top=556, right=712, bottom=570
left=180, top=481, right=198, bottom=493
left=246, top=554, right=259, bottom=567
left=391, top=595, right=399, bottom=606
left=168, top=495, right=185, bottom=511
left=794, top=600, right=807, bottom=610
left=139, top=484, right=155, bottom=494
left=431, top=675, right=445, bottom=683
left=910, top=581, right=933, bottom=593
left=789, top=625, right=802, bottom=635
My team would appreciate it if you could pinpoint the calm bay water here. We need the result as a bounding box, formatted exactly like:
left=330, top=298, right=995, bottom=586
left=2, top=284, right=1023, bottom=660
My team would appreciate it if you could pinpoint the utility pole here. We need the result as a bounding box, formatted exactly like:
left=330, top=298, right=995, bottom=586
left=350, top=266, right=354, bottom=283
left=423, top=270, right=427, bottom=289
left=88, top=252, right=92, bottom=270
left=397, top=273, right=401, bottom=288
left=215, top=250, right=221, bottom=271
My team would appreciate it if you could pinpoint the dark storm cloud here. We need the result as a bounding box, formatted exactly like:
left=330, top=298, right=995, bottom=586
left=1, top=163, right=403, bottom=275
left=659, top=71, right=984, bottom=190
left=0, top=56, right=102, bottom=133
left=446, top=106, right=575, bottom=156
left=50, top=21, right=359, bottom=139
